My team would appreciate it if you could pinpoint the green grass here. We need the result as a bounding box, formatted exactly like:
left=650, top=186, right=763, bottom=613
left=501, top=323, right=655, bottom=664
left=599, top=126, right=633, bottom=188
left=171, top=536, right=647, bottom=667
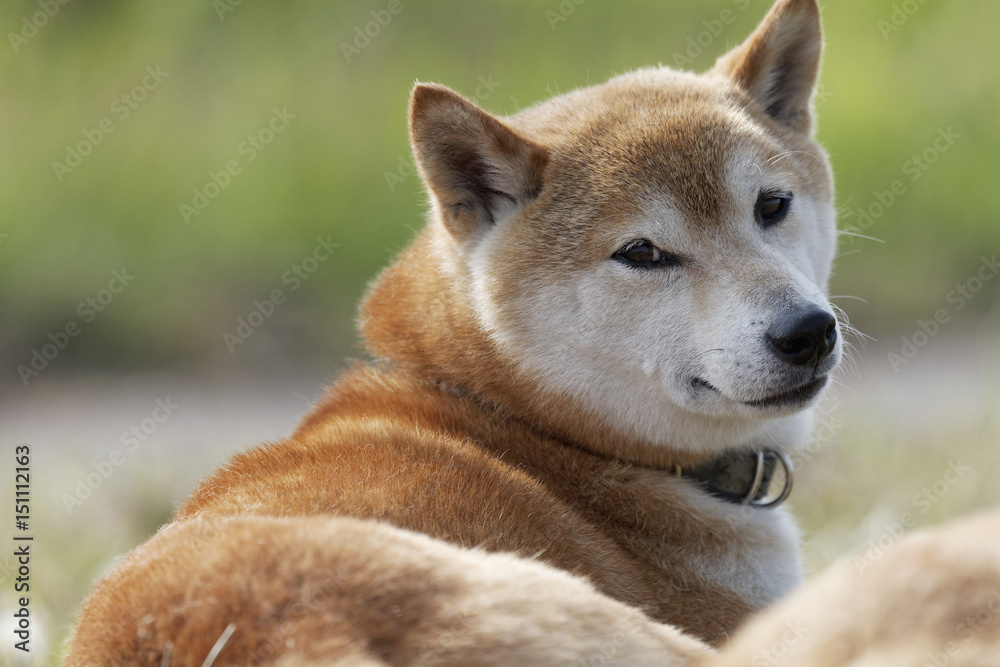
left=1, top=0, right=998, bottom=376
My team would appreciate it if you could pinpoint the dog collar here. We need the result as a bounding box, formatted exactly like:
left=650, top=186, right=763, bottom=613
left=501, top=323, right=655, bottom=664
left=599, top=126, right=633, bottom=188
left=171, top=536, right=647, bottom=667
left=673, top=449, right=794, bottom=509
left=425, top=376, right=794, bottom=508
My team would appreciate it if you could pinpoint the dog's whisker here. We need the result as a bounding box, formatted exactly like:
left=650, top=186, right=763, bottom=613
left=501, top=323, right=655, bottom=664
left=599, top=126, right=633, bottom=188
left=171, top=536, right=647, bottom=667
left=836, top=230, right=886, bottom=244
left=836, top=319, right=874, bottom=346
left=829, top=299, right=869, bottom=328
left=846, top=348, right=865, bottom=375
left=202, top=623, right=237, bottom=667
left=812, top=400, right=843, bottom=424
left=835, top=352, right=860, bottom=380
left=835, top=248, right=865, bottom=260
left=828, top=294, right=868, bottom=304
left=759, top=423, right=785, bottom=448
left=827, top=377, right=858, bottom=396
left=764, top=150, right=794, bottom=165
left=765, top=150, right=822, bottom=166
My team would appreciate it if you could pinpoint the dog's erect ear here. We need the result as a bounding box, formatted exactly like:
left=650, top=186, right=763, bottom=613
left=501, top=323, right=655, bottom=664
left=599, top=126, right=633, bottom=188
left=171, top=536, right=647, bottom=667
left=711, top=0, right=823, bottom=133
left=409, top=83, right=548, bottom=242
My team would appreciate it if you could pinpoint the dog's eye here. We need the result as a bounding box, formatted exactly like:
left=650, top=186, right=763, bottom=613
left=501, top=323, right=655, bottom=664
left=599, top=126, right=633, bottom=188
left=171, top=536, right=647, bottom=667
left=613, top=240, right=681, bottom=269
left=755, top=191, right=792, bottom=228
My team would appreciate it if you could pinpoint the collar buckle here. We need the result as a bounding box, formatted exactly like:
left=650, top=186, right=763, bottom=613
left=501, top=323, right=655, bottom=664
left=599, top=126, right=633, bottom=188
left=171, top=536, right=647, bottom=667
left=676, top=448, right=794, bottom=509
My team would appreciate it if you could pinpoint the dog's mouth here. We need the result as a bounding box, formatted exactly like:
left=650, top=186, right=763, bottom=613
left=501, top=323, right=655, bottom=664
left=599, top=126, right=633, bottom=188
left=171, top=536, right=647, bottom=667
left=743, top=376, right=828, bottom=408
left=691, top=376, right=828, bottom=409
left=691, top=377, right=719, bottom=395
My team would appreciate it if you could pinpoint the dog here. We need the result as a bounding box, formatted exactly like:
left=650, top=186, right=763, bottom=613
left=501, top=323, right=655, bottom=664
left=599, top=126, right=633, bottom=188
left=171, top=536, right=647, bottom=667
left=66, top=0, right=840, bottom=663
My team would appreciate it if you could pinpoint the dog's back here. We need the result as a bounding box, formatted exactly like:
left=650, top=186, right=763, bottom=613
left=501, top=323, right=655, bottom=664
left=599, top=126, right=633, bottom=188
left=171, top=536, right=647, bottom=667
left=67, top=364, right=755, bottom=664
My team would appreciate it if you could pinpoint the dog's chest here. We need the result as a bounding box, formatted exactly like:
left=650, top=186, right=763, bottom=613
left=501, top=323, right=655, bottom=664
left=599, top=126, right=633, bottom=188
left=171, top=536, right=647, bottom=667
left=560, top=463, right=803, bottom=611
left=637, top=469, right=802, bottom=605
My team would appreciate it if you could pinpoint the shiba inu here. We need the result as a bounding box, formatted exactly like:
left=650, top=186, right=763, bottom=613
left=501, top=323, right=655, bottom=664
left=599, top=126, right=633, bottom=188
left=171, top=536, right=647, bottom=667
left=67, top=0, right=841, bottom=664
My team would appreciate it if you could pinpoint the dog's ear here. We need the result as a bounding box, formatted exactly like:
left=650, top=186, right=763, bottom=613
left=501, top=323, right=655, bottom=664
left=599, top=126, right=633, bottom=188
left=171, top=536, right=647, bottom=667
left=711, top=0, right=823, bottom=134
left=409, top=83, right=548, bottom=242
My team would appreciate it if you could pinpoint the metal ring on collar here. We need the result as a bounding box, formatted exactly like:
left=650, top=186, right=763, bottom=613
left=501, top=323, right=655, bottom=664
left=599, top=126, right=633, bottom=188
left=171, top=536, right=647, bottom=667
left=749, top=450, right=794, bottom=509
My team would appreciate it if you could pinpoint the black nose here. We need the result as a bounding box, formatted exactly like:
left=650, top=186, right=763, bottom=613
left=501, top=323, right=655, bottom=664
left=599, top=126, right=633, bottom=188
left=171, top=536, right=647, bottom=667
left=767, top=308, right=838, bottom=366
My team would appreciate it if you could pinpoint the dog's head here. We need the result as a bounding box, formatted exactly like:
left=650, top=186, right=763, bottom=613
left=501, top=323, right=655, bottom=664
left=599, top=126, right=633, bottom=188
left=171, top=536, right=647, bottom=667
left=366, top=0, right=840, bottom=463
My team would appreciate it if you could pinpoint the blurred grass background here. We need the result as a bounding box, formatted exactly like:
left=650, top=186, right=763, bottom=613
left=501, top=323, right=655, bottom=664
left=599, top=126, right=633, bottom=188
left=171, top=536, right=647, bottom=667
left=0, top=0, right=998, bottom=664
